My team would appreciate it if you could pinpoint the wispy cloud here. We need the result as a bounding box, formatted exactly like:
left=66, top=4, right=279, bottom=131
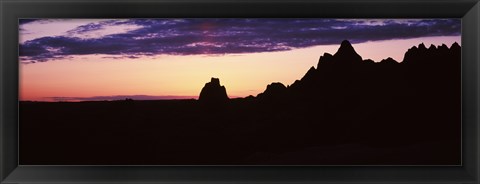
left=65, top=20, right=144, bottom=39
left=19, top=18, right=461, bottom=63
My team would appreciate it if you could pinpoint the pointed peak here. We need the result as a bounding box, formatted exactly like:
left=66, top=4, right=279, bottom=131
left=333, top=40, right=362, bottom=62
left=318, top=52, right=334, bottom=64
left=380, top=57, right=398, bottom=64
left=338, top=40, right=355, bottom=52
left=341, top=40, right=352, bottom=47
left=320, top=52, right=333, bottom=59
left=304, top=66, right=316, bottom=77
left=302, top=66, right=318, bottom=81
left=418, top=43, right=427, bottom=50
left=323, top=53, right=333, bottom=57
left=439, top=44, right=448, bottom=49
left=428, top=44, right=437, bottom=50
left=451, top=42, right=460, bottom=49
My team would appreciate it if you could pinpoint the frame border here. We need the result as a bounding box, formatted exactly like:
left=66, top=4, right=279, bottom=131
left=1, top=0, right=479, bottom=183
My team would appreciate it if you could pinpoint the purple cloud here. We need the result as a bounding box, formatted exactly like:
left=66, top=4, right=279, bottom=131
left=19, top=18, right=461, bottom=63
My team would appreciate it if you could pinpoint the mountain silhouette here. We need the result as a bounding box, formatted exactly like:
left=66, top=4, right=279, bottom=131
left=196, top=40, right=460, bottom=139
left=256, top=82, right=287, bottom=102
left=199, top=77, right=229, bottom=104
left=21, top=40, right=461, bottom=165
left=333, top=40, right=363, bottom=63
left=256, top=40, right=460, bottom=105
left=246, top=40, right=460, bottom=156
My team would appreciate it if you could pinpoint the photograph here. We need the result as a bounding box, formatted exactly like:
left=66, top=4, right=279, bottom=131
left=18, top=18, right=462, bottom=165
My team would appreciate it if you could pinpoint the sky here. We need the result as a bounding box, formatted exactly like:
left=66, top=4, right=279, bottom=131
left=19, top=19, right=461, bottom=101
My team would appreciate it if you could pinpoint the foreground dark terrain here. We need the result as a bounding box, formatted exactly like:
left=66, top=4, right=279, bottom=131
left=20, top=41, right=461, bottom=165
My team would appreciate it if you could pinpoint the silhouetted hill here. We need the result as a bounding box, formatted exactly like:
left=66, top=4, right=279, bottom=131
left=20, top=40, right=461, bottom=165
left=257, top=82, right=287, bottom=102
left=199, top=77, right=229, bottom=104
left=379, top=57, right=398, bottom=65
left=250, top=39, right=460, bottom=150
left=258, top=40, right=460, bottom=105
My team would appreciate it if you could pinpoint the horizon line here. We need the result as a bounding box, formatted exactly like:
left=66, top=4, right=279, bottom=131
left=21, top=94, right=247, bottom=102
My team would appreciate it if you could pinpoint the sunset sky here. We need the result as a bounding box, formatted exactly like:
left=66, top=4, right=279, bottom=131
left=19, top=19, right=461, bottom=101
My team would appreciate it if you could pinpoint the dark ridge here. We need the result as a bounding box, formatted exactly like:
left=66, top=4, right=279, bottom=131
left=301, top=66, right=317, bottom=81
left=21, top=40, right=461, bottom=165
left=256, top=40, right=460, bottom=124
left=317, top=53, right=334, bottom=68
left=403, top=42, right=461, bottom=65
left=201, top=40, right=460, bottom=111
left=363, top=59, right=375, bottom=64
left=256, top=82, right=288, bottom=102
left=379, top=57, right=398, bottom=65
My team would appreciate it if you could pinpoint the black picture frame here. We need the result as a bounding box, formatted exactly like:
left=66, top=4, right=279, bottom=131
left=1, top=0, right=479, bottom=183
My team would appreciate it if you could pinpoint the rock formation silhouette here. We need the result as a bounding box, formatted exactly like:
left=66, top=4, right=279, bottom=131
left=333, top=40, right=363, bottom=63
left=257, top=82, right=287, bottom=102
left=21, top=40, right=461, bottom=165
left=248, top=40, right=460, bottom=149
left=257, top=40, right=460, bottom=105
left=199, top=77, right=229, bottom=104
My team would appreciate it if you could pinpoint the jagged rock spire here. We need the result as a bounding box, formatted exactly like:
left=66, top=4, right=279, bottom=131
left=333, top=40, right=363, bottom=63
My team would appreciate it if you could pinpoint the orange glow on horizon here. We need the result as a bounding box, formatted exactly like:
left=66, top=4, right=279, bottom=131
left=20, top=36, right=461, bottom=101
